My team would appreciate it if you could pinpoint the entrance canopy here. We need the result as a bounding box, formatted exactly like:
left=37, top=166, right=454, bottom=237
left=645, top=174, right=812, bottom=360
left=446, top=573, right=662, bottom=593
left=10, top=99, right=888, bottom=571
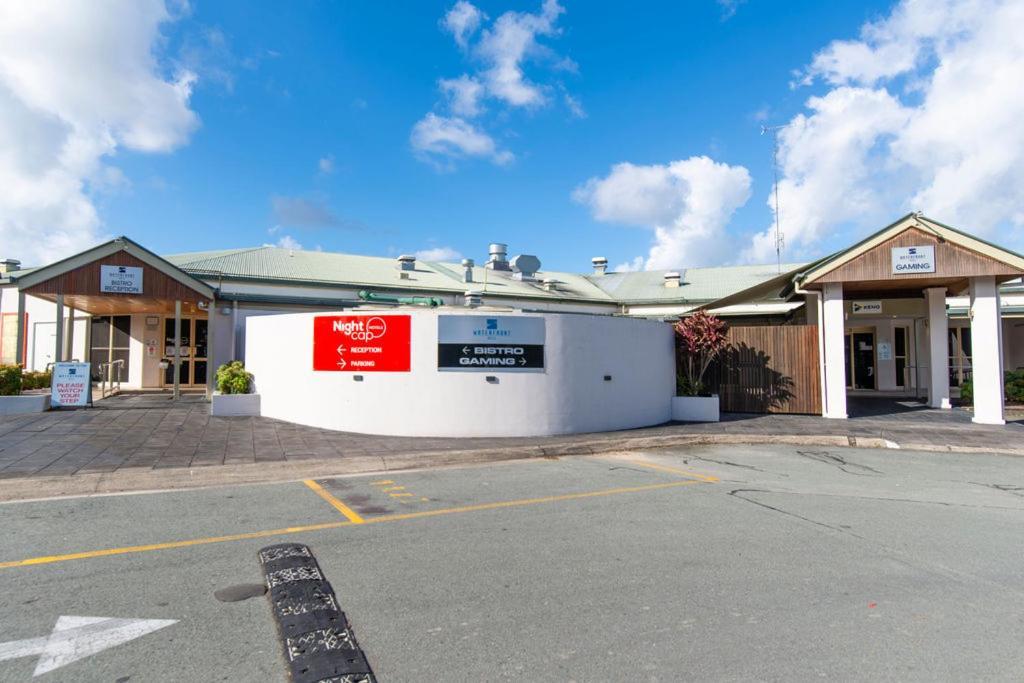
left=794, top=213, right=1024, bottom=296
left=14, top=236, right=214, bottom=314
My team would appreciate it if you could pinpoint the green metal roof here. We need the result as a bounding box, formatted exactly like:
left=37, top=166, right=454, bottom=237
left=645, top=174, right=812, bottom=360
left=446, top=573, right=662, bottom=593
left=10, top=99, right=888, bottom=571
left=160, top=245, right=803, bottom=306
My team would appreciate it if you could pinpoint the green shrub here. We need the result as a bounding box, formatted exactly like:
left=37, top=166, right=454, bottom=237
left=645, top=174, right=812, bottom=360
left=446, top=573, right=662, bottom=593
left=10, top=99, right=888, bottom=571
left=0, top=364, right=22, bottom=396
left=960, top=379, right=973, bottom=404
left=1006, top=369, right=1024, bottom=403
left=216, top=361, right=253, bottom=395
left=21, top=370, right=51, bottom=391
left=960, top=370, right=1024, bottom=405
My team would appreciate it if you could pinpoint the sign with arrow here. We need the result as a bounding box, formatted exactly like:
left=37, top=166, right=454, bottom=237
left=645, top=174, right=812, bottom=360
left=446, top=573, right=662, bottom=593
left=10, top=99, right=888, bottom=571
left=313, top=315, right=411, bottom=372
left=437, top=315, right=545, bottom=372
left=0, top=615, right=176, bottom=676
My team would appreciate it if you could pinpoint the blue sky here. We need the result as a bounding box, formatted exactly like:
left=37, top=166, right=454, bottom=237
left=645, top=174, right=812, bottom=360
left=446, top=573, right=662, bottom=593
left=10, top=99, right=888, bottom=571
left=3, top=0, right=1023, bottom=272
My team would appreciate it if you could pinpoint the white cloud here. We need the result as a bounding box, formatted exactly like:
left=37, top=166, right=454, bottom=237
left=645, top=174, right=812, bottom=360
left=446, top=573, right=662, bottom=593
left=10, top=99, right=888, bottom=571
left=414, top=246, right=463, bottom=261
left=318, top=155, right=335, bottom=174
left=576, top=156, right=752, bottom=270
left=415, top=0, right=576, bottom=168
left=410, top=113, right=513, bottom=167
left=749, top=0, right=1024, bottom=261
left=442, top=1, right=485, bottom=49
left=614, top=256, right=645, bottom=273
left=717, top=0, right=747, bottom=20
left=271, top=234, right=303, bottom=250
left=0, top=0, right=198, bottom=264
left=439, top=75, right=485, bottom=117
left=475, top=0, right=565, bottom=108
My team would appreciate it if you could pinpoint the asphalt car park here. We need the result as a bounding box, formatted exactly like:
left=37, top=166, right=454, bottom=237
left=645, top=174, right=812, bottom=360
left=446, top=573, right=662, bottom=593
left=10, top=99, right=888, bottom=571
left=1, top=444, right=1022, bottom=681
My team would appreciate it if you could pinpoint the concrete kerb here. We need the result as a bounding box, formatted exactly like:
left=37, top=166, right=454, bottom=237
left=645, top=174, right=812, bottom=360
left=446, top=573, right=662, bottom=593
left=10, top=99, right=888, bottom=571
left=1, top=432, right=1022, bottom=503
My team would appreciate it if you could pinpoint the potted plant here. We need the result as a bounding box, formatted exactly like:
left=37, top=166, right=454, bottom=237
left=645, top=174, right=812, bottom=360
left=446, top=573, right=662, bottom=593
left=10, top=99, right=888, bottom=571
left=210, top=360, right=261, bottom=417
left=0, top=364, right=51, bottom=415
left=671, top=310, right=728, bottom=422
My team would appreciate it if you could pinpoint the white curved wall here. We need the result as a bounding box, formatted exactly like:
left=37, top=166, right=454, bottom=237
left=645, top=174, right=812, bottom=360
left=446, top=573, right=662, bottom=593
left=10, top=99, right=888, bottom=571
left=245, top=308, right=674, bottom=437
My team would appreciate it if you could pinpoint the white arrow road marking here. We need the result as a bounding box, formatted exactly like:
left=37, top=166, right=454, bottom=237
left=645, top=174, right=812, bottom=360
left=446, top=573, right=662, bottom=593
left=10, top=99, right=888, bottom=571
left=0, top=616, right=176, bottom=676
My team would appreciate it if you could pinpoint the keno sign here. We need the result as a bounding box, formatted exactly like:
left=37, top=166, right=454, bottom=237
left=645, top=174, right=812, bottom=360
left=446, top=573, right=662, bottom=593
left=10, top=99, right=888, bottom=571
left=100, top=265, right=143, bottom=294
left=891, top=245, right=936, bottom=274
left=313, top=315, right=411, bottom=372
left=51, top=362, right=91, bottom=407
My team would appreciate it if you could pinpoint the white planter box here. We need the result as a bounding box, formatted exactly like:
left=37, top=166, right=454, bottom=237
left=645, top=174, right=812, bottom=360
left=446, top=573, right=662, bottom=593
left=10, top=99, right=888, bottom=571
left=0, top=394, right=51, bottom=415
left=211, top=392, right=261, bottom=417
left=671, top=395, right=720, bottom=422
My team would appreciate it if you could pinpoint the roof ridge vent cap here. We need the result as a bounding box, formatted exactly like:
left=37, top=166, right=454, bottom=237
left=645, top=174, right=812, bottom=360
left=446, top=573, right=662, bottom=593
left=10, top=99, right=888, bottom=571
left=664, top=271, right=681, bottom=288
left=486, top=243, right=511, bottom=271
left=510, top=254, right=541, bottom=281
left=397, top=254, right=416, bottom=271
left=591, top=256, right=608, bottom=275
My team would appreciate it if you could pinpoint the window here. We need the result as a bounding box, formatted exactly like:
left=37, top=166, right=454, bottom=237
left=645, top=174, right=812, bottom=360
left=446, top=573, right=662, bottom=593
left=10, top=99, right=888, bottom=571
left=894, top=326, right=909, bottom=389
left=948, top=327, right=972, bottom=387
left=90, top=316, right=132, bottom=382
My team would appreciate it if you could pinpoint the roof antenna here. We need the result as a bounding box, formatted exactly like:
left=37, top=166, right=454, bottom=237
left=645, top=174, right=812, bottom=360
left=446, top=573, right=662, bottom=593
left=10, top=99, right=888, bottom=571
left=761, top=124, right=786, bottom=273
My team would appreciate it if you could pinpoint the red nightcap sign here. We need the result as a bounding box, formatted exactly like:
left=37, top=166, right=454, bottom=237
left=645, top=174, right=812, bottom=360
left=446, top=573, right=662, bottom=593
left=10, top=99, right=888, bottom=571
left=313, top=315, right=411, bottom=372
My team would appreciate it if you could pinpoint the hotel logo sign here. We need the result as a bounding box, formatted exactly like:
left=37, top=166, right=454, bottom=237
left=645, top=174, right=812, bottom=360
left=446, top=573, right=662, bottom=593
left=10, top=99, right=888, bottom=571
left=437, top=315, right=545, bottom=371
left=891, top=245, right=936, bottom=274
left=313, top=315, right=411, bottom=371
left=100, top=265, right=143, bottom=294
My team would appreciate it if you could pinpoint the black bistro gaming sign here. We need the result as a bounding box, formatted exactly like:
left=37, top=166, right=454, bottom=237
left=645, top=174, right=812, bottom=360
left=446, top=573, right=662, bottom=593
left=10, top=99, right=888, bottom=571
left=437, top=315, right=545, bottom=372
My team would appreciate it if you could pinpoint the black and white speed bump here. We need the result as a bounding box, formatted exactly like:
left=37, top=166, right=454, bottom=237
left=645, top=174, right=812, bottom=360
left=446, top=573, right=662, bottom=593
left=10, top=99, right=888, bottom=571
left=259, top=543, right=377, bottom=683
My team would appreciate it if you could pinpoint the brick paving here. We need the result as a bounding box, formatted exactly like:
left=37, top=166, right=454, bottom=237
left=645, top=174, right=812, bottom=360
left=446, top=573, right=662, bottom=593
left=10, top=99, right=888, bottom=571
left=0, top=395, right=1020, bottom=480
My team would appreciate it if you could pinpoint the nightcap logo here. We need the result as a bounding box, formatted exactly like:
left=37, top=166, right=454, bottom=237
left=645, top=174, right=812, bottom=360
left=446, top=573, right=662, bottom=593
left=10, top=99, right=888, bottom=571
left=118, top=266, right=127, bottom=273
left=907, top=248, right=917, bottom=255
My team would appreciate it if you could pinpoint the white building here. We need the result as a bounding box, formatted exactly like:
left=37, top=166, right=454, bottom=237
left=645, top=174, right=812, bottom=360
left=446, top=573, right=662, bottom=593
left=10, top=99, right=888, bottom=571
left=1, top=213, right=1021, bottom=425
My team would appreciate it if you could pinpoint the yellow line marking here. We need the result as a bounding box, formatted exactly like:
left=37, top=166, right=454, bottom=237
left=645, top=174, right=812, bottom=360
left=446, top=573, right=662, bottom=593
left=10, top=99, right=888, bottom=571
left=621, top=459, right=719, bottom=483
left=303, top=480, right=366, bottom=524
left=370, top=479, right=394, bottom=485
left=388, top=492, right=414, bottom=498
left=381, top=486, right=405, bottom=492
left=0, top=479, right=708, bottom=570
left=0, top=521, right=354, bottom=569
left=365, top=480, right=702, bottom=524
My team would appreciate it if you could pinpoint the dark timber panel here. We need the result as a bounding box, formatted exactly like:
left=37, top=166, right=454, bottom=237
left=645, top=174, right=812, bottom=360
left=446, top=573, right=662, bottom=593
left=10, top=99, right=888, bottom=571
left=23, top=250, right=205, bottom=304
left=706, top=325, right=822, bottom=415
left=815, top=227, right=1024, bottom=284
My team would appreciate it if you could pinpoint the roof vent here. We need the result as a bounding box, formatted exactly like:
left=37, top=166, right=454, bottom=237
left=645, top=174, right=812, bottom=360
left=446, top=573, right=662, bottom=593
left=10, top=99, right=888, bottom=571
left=0, top=259, right=20, bottom=274
left=664, top=271, right=681, bottom=288
left=591, top=256, right=607, bottom=276
left=397, top=254, right=416, bottom=271
left=462, top=258, right=474, bottom=283
left=510, top=254, right=541, bottom=281
left=486, top=243, right=511, bottom=271
left=541, top=278, right=559, bottom=292
left=464, top=290, right=483, bottom=307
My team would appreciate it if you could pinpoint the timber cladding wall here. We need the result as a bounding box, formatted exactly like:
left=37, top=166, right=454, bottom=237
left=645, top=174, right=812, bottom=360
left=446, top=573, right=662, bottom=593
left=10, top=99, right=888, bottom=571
left=23, top=251, right=205, bottom=303
left=706, top=325, right=822, bottom=415
left=814, top=227, right=1023, bottom=284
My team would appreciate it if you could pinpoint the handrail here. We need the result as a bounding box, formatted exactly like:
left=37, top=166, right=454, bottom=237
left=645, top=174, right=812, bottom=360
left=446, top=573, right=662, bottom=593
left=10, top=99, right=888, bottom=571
left=98, top=359, right=125, bottom=399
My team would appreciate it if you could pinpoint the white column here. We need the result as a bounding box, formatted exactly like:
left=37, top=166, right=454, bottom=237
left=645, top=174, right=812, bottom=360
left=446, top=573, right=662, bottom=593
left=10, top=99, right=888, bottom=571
left=14, top=292, right=25, bottom=366
left=65, top=306, right=75, bottom=361
left=54, top=294, right=64, bottom=364
left=821, top=282, right=847, bottom=419
left=969, top=276, right=1005, bottom=425
left=173, top=300, right=181, bottom=400
left=925, top=287, right=950, bottom=409
left=206, top=301, right=215, bottom=399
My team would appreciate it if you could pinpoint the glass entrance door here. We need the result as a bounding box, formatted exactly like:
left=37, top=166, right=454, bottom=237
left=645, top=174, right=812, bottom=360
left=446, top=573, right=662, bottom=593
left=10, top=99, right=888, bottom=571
left=162, top=317, right=208, bottom=387
left=844, top=330, right=876, bottom=390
